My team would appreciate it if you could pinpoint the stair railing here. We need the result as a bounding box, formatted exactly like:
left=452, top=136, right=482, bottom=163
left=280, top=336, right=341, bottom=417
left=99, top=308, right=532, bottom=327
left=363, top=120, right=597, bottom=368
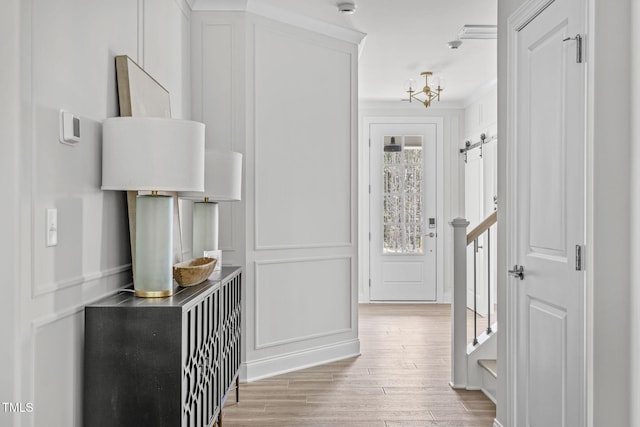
left=449, top=211, right=497, bottom=388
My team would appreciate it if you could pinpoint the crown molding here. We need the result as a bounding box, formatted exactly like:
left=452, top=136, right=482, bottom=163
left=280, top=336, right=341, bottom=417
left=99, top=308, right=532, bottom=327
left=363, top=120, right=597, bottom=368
left=188, top=0, right=367, bottom=46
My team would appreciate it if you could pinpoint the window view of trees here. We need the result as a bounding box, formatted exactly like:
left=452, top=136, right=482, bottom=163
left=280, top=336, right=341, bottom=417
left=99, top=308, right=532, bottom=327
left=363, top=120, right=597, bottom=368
left=383, top=136, right=424, bottom=254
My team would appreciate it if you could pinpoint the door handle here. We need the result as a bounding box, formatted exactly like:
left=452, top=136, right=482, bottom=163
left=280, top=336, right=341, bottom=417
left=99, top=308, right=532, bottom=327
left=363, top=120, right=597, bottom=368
left=508, top=265, right=524, bottom=280
left=426, top=232, right=436, bottom=238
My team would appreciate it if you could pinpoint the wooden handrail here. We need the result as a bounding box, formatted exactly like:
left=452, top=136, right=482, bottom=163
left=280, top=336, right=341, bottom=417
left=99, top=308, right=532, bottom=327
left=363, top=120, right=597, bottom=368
left=467, top=211, right=497, bottom=245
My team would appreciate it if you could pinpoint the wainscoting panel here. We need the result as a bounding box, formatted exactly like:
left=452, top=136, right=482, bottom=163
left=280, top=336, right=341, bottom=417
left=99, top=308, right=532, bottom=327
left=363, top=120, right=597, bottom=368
left=255, top=257, right=352, bottom=349
left=253, top=24, right=353, bottom=250
left=33, top=310, right=84, bottom=427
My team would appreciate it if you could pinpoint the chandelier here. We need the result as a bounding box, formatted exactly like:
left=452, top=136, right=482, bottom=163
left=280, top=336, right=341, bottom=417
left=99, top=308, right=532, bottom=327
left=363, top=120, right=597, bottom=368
left=405, top=71, right=443, bottom=108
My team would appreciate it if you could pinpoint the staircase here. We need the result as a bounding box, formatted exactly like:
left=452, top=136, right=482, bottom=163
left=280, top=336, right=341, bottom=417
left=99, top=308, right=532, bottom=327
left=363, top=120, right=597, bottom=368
left=478, top=359, right=497, bottom=403
left=450, top=214, right=498, bottom=403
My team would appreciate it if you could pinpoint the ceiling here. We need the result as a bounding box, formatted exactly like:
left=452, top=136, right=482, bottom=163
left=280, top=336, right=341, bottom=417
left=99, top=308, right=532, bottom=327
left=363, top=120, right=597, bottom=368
left=255, top=0, right=497, bottom=106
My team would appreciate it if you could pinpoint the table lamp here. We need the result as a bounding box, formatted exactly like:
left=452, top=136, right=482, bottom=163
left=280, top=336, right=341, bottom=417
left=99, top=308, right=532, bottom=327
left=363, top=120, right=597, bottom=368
left=179, top=150, right=242, bottom=262
left=102, top=117, right=205, bottom=297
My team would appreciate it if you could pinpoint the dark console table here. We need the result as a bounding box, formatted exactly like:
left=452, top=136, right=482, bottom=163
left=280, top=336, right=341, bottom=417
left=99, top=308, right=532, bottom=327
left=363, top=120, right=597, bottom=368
left=84, top=266, right=242, bottom=427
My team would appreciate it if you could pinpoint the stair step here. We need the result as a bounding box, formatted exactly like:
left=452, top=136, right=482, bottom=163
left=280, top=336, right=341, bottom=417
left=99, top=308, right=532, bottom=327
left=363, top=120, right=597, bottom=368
left=478, top=359, right=497, bottom=378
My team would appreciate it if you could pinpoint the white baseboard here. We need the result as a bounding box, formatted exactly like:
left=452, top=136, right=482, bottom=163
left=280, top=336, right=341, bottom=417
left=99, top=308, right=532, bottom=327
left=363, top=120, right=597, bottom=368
left=493, top=418, right=504, bottom=427
left=240, top=338, right=361, bottom=382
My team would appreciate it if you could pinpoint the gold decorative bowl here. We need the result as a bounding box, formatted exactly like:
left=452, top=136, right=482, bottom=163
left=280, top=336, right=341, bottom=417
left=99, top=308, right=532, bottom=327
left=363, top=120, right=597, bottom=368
left=173, top=257, right=217, bottom=287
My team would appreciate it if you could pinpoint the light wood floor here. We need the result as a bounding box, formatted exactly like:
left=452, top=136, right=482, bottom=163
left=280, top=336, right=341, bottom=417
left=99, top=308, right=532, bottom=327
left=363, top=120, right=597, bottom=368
left=221, top=304, right=496, bottom=426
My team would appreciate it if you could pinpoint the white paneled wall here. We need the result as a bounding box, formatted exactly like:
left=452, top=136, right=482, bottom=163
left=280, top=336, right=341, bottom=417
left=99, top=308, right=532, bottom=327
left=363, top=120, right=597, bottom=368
left=191, top=10, right=361, bottom=382
left=1, top=1, right=192, bottom=425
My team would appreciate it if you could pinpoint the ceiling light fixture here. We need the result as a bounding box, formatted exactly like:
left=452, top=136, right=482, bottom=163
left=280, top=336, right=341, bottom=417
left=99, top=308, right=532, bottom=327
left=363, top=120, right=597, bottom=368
left=448, top=39, right=463, bottom=49
left=404, top=72, right=444, bottom=108
left=337, top=1, right=356, bottom=14
left=384, top=136, right=402, bottom=152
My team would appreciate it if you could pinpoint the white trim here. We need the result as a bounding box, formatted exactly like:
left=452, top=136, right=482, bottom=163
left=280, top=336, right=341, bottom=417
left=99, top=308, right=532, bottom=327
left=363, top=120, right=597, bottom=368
left=240, top=338, right=360, bottom=382
left=493, top=419, right=505, bottom=427
left=255, top=242, right=353, bottom=251
left=188, top=0, right=247, bottom=11
left=360, top=116, right=445, bottom=304
left=189, top=0, right=367, bottom=46
left=359, top=100, right=464, bottom=110
left=509, top=0, right=556, bottom=31
left=585, top=1, right=594, bottom=425
left=32, top=264, right=131, bottom=297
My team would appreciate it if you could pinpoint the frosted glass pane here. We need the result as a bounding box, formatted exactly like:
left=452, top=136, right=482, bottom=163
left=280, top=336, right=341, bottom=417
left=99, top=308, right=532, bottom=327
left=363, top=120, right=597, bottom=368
left=405, top=195, right=423, bottom=223
left=384, top=165, right=402, bottom=193
left=384, top=225, right=402, bottom=253
left=405, top=224, right=423, bottom=253
left=381, top=135, right=425, bottom=254
left=384, top=195, right=402, bottom=223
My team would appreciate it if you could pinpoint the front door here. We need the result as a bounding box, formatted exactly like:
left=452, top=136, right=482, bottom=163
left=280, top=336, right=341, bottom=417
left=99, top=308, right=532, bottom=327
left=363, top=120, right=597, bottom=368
left=511, top=0, right=586, bottom=424
left=370, top=123, right=437, bottom=301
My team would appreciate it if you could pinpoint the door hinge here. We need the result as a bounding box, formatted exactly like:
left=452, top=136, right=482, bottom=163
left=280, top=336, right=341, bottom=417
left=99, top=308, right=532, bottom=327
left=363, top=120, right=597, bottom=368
left=563, top=34, right=583, bottom=63
left=575, top=244, right=584, bottom=271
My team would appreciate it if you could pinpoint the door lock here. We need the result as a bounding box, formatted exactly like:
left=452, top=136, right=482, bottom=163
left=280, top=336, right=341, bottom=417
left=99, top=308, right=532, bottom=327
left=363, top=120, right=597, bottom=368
left=508, top=265, right=524, bottom=280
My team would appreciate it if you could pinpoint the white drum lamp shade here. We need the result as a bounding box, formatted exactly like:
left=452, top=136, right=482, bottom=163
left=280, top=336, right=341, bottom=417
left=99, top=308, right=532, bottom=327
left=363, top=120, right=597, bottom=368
left=102, top=117, right=205, bottom=297
left=102, top=117, right=205, bottom=192
left=179, top=150, right=242, bottom=259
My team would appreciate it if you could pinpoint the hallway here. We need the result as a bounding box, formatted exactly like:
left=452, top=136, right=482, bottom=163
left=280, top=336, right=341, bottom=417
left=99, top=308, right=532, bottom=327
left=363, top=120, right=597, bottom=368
left=222, top=304, right=495, bottom=426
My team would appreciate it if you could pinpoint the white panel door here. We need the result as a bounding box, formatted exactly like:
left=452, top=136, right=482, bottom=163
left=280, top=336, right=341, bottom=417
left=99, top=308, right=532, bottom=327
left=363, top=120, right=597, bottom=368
left=512, top=0, right=586, bottom=425
left=370, top=124, right=437, bottom=301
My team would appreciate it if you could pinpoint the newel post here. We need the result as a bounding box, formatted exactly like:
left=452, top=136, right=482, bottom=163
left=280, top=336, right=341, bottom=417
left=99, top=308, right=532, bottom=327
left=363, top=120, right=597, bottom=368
left=449, top=217, right=469, bottom=389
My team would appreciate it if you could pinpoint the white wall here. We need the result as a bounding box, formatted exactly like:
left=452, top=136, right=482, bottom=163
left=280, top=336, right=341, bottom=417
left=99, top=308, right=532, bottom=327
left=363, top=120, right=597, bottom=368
left=359, top=104, right=464, bottom=303
left=191, top=9, right=361, bottom=382
left=0, top=1, right=192, bottom=426
left=631, top=1, right=640, bottom=425
left=497, top=0, right=632, bottom=426
left=0, top=0, right=21, bottom=421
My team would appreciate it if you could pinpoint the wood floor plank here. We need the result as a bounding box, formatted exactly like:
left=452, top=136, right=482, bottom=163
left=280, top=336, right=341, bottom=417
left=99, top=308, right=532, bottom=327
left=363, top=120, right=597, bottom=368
left=222, top=304, right=495, bottom=426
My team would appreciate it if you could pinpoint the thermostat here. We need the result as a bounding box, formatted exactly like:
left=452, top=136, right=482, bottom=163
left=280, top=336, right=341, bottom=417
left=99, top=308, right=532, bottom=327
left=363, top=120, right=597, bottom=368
left=59, top=110, right=80, bottom=145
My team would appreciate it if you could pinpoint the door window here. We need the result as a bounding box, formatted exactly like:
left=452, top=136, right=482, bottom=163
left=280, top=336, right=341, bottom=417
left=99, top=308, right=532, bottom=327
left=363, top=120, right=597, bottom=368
left=382, top=135, right=424, bottom=254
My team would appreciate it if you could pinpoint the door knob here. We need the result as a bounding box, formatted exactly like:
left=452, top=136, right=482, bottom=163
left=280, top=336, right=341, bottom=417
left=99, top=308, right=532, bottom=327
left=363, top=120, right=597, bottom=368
left=508, top=265, right=524, bottom=280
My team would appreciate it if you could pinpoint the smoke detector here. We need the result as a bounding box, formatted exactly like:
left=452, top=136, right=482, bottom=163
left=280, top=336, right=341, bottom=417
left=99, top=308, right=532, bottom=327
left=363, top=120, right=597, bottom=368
left=337, top=2, right=356, bottom=14
left=448, top=39, right=463, bottom=49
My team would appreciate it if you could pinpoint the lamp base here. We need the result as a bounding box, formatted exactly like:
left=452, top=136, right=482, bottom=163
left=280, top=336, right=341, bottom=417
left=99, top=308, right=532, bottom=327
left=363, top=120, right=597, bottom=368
left=193, top=201, right=219, bottom=257
left=134, top=289, right=174, bottom=298
left=134, top=194, right=174, bottom=297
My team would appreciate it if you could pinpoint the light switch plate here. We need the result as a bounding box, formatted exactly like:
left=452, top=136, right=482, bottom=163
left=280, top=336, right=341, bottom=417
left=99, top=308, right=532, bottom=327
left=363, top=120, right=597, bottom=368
left=46, top=208, right=58, bottom=247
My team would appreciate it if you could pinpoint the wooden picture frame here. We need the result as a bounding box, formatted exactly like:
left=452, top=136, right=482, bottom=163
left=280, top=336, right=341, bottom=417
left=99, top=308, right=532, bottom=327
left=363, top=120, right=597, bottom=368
left=114, top=55, right=184, bottom=268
